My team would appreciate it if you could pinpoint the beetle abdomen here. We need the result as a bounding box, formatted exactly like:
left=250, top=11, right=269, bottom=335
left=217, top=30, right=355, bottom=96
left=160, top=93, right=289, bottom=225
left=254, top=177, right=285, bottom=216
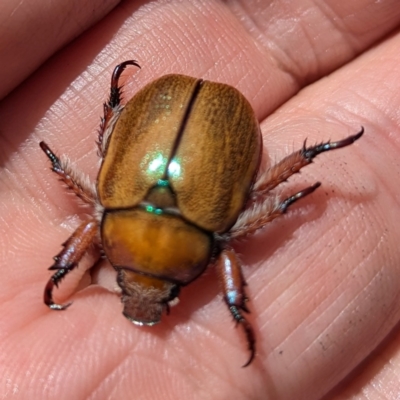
left=101, top=208, right=212, bottom=284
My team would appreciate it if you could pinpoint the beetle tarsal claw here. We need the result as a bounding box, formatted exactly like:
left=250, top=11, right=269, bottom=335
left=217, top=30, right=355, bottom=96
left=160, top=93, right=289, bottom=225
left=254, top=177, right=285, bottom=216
left=240, top=320, right=256, bottom=368
left=228, top=305, right=256, bottom=367
left=242, top=346, right=256, bottom=368
left=49, top=302, right=72, bottom=311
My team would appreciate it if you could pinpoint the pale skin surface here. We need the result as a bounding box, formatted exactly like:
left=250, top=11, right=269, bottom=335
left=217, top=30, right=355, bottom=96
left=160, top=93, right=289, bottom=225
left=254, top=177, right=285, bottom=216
left=1, top=0, right=400, bottom=399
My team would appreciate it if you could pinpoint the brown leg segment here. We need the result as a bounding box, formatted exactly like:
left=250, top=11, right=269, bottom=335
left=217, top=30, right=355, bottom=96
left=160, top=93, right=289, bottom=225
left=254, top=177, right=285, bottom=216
left=44, top=219, right=98, bottom=309
left=252, top=127, right=364, bottom=196
left=217, top=248, right=255, bottom=367
left=230, top=182, right=321, bottom=238
left=40, top=141, right=97, bottom=205
left=97, top=60, right=141, bottom=155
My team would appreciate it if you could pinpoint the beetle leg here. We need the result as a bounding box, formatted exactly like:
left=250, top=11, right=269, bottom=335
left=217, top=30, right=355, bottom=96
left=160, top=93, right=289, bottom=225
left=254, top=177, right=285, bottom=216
left=44, top=219, right=98, bottom=310
left=229, top=182, right=321, bottom=238
left=252, top=128, right=364, bottom=197
left=40, top=141, right=97, bottom=206
left=216, top=248, right=255, bottom=367
left=97, top=60, right=141, bottom=156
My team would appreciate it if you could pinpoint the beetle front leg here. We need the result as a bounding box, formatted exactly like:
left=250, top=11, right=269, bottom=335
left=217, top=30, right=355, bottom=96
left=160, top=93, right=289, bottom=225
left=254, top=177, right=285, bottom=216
left=45, top=219, right=98, bottom=310
left=217, top=248, right=255, bottom=367
left=97, top=60, right=141, bottom=156
left=252, top=128, right=364, bottom=197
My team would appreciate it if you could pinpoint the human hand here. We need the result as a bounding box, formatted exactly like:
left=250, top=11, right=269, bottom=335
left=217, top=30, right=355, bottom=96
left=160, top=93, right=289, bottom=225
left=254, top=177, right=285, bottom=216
left=1, top=1, right=400, bottom=399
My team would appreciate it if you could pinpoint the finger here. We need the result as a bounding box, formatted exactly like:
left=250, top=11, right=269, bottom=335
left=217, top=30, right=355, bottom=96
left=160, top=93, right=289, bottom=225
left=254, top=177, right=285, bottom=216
left=244, top=30, right=400, bottom=399
left=1, top=2, right=399, bottom=399
left=230, top=0, right=400, bottom=88
left=0, top=0, right=121, bottom=99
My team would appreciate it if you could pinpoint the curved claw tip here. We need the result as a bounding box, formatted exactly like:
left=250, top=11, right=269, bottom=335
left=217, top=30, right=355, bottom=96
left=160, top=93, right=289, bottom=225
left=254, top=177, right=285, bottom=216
left=49, top=302, right=72, bottom=311
left=241, top=349, right=255, bottom=368
left=351, top=126, right=364, bottom=142
left=357, top=126, right=364, bottom=136
left=39, top=141, right=49, bottom=153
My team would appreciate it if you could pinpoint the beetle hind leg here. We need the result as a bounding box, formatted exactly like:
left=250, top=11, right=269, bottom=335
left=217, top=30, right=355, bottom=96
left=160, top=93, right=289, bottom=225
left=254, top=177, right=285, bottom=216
left=230, top=128, right=364, bottom=239
left=252, top=127, right=364, bottom=197
left=44, top=219, right=98, bottom=309
left=217, top=249, right=255, bottom=367
left=230, top=182, right=321, bottom=238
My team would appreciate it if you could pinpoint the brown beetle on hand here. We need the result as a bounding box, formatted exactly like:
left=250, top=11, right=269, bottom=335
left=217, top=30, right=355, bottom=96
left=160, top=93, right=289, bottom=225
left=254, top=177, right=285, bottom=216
left=40, top=60, right=363, bottom=367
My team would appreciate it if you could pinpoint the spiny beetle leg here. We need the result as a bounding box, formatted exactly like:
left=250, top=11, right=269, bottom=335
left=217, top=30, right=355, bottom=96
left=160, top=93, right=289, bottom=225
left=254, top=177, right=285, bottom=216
left=40, top=141, right=97, bottom=205
left=253, top=127, right=364, bottom=196
left=217, top=248, right=255, bottom=367
left=231, top=182, right=321, bottom=238
left=44, top=219, right=98, bottom=310
left=97, top=60, right=141, bottom=155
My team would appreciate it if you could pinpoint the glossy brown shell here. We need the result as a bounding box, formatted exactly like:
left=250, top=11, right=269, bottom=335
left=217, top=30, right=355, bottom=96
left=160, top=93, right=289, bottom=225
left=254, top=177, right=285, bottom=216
left=97, top=74, right=261, bottom=233
left=102, top=209, right=212, bottom=284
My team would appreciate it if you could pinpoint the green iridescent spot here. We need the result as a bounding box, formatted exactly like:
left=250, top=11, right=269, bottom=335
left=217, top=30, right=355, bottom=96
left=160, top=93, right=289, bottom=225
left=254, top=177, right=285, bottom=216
left=168, top=157, right=181, bottom=179
left=141, top=151, right=182, bottom=180
left=145, top=205, right=163, bottom=215
left=157, top=179, right=169, bottom=187
left=147, top=153, right=167, bottom=175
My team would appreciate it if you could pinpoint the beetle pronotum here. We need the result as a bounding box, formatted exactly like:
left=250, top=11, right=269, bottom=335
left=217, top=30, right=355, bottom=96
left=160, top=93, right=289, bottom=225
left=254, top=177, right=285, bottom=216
left=41, top=60, right=363, bottom=366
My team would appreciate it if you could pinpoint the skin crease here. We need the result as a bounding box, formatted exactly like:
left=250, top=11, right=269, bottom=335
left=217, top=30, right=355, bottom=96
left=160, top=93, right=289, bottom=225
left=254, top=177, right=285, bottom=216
left=1, top=0, right=400, bottom=399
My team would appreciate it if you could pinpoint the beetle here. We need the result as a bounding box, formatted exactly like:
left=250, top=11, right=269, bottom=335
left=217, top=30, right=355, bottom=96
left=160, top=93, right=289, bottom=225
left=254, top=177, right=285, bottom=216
left=40, top=60, right=363, bottom=366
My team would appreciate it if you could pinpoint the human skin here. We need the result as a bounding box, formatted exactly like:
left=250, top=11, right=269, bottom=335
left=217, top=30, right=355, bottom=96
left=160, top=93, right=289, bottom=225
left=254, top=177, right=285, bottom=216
left=1, top=0, right=400, bottom=399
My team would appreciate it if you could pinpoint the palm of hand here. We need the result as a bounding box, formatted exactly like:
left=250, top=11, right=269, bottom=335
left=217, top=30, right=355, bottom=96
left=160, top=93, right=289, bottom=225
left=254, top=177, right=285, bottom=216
left=1, top=1, right=400, bottom=399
